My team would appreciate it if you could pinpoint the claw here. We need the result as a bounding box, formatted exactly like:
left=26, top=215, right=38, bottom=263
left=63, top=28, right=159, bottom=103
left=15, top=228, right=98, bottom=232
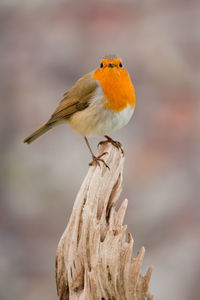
left=99, top=135, right=124, bottom=155
left=89, top=152, right=110, bottom=170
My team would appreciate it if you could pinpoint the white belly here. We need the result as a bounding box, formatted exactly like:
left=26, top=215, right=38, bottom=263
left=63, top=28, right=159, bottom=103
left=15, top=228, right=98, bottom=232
left=69, top=86, right=134, bottom=137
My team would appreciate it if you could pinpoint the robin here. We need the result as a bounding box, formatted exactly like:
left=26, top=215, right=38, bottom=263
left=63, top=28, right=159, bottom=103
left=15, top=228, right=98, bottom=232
left=24, top=54, right=135, bottom=168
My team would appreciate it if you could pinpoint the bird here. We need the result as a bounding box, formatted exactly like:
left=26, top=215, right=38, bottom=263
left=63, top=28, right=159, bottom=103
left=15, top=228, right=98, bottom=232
left=24, top=54, right=136, bottom=168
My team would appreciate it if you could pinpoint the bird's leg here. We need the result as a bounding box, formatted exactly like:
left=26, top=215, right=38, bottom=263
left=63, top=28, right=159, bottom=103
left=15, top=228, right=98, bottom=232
left=84, top=136, right=109, bottom=169
left=99, top=135, right=124, bottom=155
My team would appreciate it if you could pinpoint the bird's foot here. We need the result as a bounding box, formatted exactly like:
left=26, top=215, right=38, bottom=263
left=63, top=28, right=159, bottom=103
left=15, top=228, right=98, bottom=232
left=89, top=152, right=109, bottom=169
left=99, top=135, right=124, bottom=155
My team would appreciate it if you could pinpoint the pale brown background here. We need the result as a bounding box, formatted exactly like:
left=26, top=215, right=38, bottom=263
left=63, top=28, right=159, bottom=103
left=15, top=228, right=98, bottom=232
left=0, top=0, right=200, bottom=299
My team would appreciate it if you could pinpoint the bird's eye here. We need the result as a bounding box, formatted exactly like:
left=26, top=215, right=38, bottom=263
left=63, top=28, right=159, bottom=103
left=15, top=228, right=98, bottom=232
left=119, top=62, right=123, bottom=68
left=100, top=63, right=103, bottom=68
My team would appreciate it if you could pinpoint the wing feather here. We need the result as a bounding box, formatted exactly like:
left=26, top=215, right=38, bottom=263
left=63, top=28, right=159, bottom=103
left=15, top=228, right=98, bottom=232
left=47, top=72, right=98, bottom=125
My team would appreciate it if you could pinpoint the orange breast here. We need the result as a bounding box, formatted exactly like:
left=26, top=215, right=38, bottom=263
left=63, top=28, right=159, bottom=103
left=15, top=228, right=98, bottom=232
left=92, top=66, right=135, bottom=112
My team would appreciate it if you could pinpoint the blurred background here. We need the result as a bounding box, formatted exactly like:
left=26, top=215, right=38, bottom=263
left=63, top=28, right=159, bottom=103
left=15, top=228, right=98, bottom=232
left=0, top=0, right=199, bottom=299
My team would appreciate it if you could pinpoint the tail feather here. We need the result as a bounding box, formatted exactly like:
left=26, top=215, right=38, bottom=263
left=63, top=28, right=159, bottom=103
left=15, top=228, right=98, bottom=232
left=24, top=123, right=52, bottom=144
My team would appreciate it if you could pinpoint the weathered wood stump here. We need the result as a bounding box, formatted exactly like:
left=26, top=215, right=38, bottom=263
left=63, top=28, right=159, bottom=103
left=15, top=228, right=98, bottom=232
left=56, top=143, right=153, bottom=300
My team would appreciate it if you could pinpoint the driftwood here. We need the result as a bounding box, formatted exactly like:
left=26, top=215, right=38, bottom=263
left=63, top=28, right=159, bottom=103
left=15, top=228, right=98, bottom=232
left=56, top=142, right=153, bottom=300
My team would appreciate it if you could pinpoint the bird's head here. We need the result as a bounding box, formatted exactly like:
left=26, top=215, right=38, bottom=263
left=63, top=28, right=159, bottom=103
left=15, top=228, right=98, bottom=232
left=98, top=54, right=123, bottom=71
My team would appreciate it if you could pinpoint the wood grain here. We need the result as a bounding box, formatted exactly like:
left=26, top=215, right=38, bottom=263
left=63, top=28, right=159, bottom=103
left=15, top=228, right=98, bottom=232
left=56, top=143, right=153, bottom=300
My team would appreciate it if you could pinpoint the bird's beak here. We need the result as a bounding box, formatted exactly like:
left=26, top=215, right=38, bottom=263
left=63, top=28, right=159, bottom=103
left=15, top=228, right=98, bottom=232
left=108, top=62, right=114, bottom=68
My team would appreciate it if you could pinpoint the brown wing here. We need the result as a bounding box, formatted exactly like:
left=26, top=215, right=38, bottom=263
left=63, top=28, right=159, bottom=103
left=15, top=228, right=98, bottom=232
left=47, top=72, right=98, bottom=125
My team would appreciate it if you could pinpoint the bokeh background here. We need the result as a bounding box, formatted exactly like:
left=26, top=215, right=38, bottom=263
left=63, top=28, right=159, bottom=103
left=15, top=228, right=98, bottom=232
left=1, top=0, right=199, bottom=299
